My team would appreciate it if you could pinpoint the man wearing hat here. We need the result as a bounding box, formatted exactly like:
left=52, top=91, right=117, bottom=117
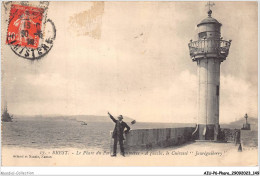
left=108, top=112, right=130, bottom=157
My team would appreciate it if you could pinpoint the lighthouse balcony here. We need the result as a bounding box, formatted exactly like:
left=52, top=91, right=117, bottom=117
left=188, top=39, right=231, bottom=61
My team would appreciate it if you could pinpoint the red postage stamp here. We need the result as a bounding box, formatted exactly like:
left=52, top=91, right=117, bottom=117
left=6, top=4, right=44, bottom=49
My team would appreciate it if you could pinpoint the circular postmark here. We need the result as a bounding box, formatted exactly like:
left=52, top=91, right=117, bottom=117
left=9, top=19, right=56, bottom=60
left=6, top=3, right=56, bottom=60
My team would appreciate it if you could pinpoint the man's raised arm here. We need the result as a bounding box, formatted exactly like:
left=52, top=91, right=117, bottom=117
left=108, top=112, right=117, bottom=123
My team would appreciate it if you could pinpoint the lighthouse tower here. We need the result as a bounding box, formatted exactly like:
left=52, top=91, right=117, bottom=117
left=188, top=8, right=231, bottom=140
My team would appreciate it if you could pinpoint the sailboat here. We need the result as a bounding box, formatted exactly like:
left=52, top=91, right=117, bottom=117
left=1, top=105, right=13, bottom=122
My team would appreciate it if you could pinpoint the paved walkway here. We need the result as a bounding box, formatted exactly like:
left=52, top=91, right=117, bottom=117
left=2, top=142, right=257, bottom=166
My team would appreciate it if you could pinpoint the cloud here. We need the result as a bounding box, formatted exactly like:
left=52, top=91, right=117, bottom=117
left=2, top=2, right=257, bottom=124
left=220, top=75, right=258, bottom=123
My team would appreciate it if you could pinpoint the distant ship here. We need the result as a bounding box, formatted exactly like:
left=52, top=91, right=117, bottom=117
left=76, top=120, right=88, bottom=125
left=1, top=106, right=13, bottom=122
left=79, top=121, right=87, bottom=125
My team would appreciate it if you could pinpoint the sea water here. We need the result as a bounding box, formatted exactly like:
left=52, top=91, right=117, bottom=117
left=2, top=117, right=194, bottom=150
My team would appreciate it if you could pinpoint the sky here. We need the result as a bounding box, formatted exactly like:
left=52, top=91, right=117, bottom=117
left=1, top=1, right=258, bottom=123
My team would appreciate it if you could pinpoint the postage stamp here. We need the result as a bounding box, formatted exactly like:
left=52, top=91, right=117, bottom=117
left=5, top=2, right=56, bottom=60
left=6, top=4, right=44, bottom=49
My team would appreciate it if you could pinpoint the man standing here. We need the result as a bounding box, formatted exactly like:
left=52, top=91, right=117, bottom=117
left=108, top=112, right=130, bottom=157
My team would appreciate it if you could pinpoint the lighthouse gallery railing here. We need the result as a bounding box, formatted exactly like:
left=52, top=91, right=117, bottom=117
left=188, top=39, right=231, bottom=58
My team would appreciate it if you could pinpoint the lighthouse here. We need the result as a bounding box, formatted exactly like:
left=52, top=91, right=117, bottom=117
left=188, top=7, right=231, bottom=140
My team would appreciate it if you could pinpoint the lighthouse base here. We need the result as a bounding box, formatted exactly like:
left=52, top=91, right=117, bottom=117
left=193, top=124, right=220, bottom=141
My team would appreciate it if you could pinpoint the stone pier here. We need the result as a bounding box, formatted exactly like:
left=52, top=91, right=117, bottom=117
left=110, top=127, right=195, bottom=151
left=110, top=127, right=243, bottom=152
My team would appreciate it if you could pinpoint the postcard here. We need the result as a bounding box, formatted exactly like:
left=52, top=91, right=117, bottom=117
left=1, top=1, right=258, bottom=167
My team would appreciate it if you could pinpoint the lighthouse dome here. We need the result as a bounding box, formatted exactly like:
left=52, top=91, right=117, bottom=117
left=197, top=10, right=222, bottom=27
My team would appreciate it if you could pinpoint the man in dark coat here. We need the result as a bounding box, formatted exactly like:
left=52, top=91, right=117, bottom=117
left=108, top=112, right=130, bottom=157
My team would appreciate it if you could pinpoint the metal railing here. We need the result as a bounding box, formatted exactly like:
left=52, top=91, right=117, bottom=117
left=188, top=39, right=231, bottom=58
